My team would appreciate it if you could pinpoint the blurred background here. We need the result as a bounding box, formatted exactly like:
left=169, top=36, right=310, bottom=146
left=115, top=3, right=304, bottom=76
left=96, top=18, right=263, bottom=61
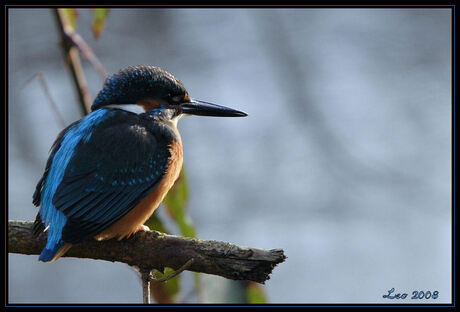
left=8, top=8, right=452, bottom=304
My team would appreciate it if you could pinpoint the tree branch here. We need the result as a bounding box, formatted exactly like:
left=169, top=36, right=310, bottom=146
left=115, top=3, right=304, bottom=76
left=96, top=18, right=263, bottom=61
left=8, top=220, right=286, bottom=284
left=54, top=8, right=93, bottom=115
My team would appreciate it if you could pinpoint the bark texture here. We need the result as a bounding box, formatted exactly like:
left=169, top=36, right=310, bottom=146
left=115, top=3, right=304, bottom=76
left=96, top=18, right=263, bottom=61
left=8, top=220, right=286, bottom=284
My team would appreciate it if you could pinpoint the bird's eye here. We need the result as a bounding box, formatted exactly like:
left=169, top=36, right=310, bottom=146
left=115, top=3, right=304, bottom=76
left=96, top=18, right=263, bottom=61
left=171, top=95, right=182, bottom=103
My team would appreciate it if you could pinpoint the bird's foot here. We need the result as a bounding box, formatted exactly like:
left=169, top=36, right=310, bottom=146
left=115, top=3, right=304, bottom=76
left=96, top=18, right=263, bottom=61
left=136, top=224, right=151, bottom=232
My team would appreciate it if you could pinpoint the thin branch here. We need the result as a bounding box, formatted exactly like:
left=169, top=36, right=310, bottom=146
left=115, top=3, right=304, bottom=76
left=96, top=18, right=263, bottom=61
left=22, top=73, right=67, bottom=128
left=150, top=258, right=195, bottom=283
left=72, top=33, right=107, bottom=78
left=8, top=220, right=286, bottom=284
left=54, top=8, right=93, bottom=115
left=140, top=269, right=152, bottom=304
left=139, top=260, right=193, bottom=304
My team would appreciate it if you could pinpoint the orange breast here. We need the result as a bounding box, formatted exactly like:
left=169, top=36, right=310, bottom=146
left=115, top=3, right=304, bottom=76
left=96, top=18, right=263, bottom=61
left=94, top=124, right=183, bottom=241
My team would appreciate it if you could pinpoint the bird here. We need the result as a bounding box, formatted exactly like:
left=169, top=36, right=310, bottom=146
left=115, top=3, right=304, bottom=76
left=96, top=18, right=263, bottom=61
left=32, top=65, right=247, bottom=262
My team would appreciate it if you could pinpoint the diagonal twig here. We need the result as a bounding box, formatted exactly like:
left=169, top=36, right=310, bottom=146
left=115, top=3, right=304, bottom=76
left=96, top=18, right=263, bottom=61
left=22, top=73, right=67, bottom=128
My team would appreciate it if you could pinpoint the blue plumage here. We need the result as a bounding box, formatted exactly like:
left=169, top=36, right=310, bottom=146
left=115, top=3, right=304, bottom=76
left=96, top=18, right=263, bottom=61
left=37, top=109, right=114, bottom=261
left=34, top=106, right=175, bottom=261
left=33, top=64, right=247, bottom=263
left=38, top=239, right=66, bottom=262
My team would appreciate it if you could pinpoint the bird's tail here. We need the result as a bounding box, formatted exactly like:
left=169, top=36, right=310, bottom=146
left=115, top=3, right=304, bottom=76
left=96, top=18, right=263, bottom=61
left=39, top=240, right=72, bottom=262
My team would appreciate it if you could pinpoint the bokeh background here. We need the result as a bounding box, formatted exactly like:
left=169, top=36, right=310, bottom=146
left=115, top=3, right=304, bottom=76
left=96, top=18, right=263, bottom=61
left=8, top=8, right=452, bottom=304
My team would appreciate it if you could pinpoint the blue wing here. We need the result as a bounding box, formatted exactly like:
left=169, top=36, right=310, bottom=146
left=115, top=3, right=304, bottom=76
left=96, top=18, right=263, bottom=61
left=54, top=115, right=172, bottom=243
left=34, top=109, right=174, bottom=254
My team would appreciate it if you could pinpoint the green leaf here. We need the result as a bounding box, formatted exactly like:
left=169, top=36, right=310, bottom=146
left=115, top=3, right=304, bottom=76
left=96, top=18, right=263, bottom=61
left=147, top=165, right=201, bottom=302
left=144, top=215, right=181, bottom=303
left=150, top=267, right=181, bottom=303
left=91, top=8, right=110, bottom=39
left=193, top=271, right=202, bottom=302
left=163, top=166, right=196, bottom=238
left=144, top=213, right=169, bottom=234
left=246, top=282, right=267, bottom=304
left=61, top=8, right=78, bottom=32
left=163, top=165, right=202, bottom=301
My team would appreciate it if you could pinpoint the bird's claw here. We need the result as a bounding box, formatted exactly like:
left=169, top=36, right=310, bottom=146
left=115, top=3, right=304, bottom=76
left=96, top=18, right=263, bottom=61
left=137, top=224, right=151, bottom=232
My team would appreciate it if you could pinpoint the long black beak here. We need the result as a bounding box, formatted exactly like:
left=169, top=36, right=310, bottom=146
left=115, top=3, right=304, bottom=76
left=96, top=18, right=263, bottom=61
left=180, top=99, right=248, bottom=117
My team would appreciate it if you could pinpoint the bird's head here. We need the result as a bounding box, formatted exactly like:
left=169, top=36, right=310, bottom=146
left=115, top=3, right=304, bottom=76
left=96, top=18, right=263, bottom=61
left=92, top=65, right=247, bottom=122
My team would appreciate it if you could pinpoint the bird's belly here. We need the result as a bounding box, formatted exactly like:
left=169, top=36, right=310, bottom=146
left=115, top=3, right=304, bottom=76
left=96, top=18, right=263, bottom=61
left=94, top=139, right=183, bottom=241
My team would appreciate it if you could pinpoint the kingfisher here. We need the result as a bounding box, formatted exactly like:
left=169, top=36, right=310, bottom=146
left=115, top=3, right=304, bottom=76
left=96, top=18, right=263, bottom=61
left=32, top=65, right=247, bottom=262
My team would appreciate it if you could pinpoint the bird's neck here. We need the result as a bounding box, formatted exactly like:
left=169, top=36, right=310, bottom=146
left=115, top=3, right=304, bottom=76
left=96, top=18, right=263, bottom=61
left=165, top=119, right=182, bottom=147
left=103, top=104, right=182, bottom=140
